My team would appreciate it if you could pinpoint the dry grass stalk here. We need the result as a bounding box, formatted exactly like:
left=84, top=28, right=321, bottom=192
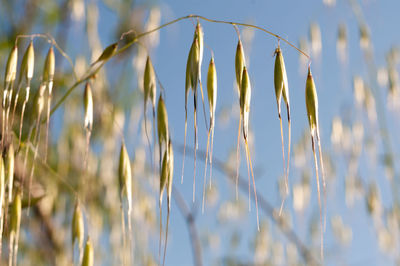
left=9, top=190, right=21, bottom=266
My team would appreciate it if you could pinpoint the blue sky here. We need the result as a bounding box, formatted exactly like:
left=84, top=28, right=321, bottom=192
left=92, top=0, right=400, bottom=265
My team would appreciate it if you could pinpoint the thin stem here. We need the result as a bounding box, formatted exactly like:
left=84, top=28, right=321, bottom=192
left=49, top=14, right=309, bottom=120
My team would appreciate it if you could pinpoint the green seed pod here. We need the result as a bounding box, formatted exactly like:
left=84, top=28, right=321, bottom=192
left=157, top=95, right=169, bottom=148
left=18, top=41, right=35, bottom=84
left=84, top=82, right=93, bottom=131
left=6, top=144, right=14, bottom=203
left=10, top=190, right=21, bottom=235
left=189, top=36, right=200, bottom=91
left=207, top=57, right=217, bottom=125
left=43, top=46, right=55, bottom=84
left=96, top=43, right=118, bottom=63
left=240, top=67, right=251, bottom=140
left=82, top=237, right=94, bottom=266
left=305, top=67, right=319, bottom=135
left=144, top=56, right=156, bottom=110
left=72, top=201, right=84, bottom=250
left=167, top=139, right=174, bottom=211
left=235, top=39, right=245, bottom=95
left=160, top=149, right=168, bottom=206
left=194, top=22, right=204, bottom=81
left=4, top=45, right=18, bottom=86
left=118, top=143, right=132, bottom=213
left=274, top=47, right=289, bottom=117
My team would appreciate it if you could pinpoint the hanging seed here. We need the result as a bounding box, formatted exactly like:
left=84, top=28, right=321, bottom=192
left=235, top=39, right=245, bottom=95
left=305, top=67, right=319, bottom=135
left=82, top=237, right=94, bottom=266
left=84, top=82, right=93, bottom=131
left=274, top=47, right=290, bottom=118
left=160, top=149, right=168, bottom=206
left=157, top=95, right=169, bottom=151
left=72, top=201, right=84, bottom=251
left=118, top=143, right=132, bottom=214
left=207, top=57, right=217, bottom=125
left=93, top=43, right=118, bottom=64
left=144, top=56, right=156, bottom=112
left=4, top=45, right=18, bottom=87
left=274, top=46, right=291, bottom=214
left=43, top=47, right=55, bottom=86
left=240, top=67, right=251, bottom=140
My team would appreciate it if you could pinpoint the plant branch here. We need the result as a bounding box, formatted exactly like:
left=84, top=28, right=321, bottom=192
left=175, top=143, right=320, bottom=266
left=172, top=186, right=203, bottom=266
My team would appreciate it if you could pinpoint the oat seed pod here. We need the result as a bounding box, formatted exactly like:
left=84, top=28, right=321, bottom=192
left=305, top=67, right=319, bottom=135
left=235, top=40, right=245, bottom=95
left=240, top=67, right=251, bottom=140
left=157, top=95, right=169, bottom=148
left=207, top=57, right=217, bottom=126
left=43, top=47, right=55, bottom=86
left=5, top=144, right=14, bottom=203
left=118, top=143, right=132, bottom=214
left=4, top=45, right=18, bottom=86
left=84, top=82, right=93, bottom=131
left=167, top=139, right=174, bottom=211
left=274, top=47, right=289, bottom=117
left=82, top=237, right=94, bottom=266
left=160, top=149, right=168, bottom=206
left=144, top=56, right=157, bottom=110
left=18, top=41, right=35, bottom=85
left=10, top=190, right=21, bottom=236
left=72, top=201, right=84, bottom=250
left=96, top=43, right=118, bottom=63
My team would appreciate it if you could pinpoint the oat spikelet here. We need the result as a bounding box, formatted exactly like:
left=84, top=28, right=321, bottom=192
left=143, top=55, right=157, bottom=169
left=12, top=41, right=34, bottom=148
left=182, top=22, right=204, bottom=201
left=82, top=237, right=94, bottom=266
left=202, top=56, right=217, bottom=212
left=274, top=46, right=291, bottom=215
left=240, top=67, right=259, bottom=230
left=305, top=67, right=325, bottom=260
left=43, top=46, right=55, bottom=161
left=2, top=46, right=18, bottom=147
left=235, top=39, right=245, bottom=200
